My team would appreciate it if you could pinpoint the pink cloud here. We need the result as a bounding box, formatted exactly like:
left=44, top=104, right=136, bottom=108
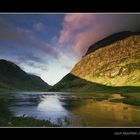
left=58, top=14, right=96, bottom=44
left=69, top=28, right=99, bottom=57
left=59, top=14, right=128, bottom=59
left=69, top=23, right=114, bottom=58
left=70, top=30, right=96, bottom=57
left=64, top=14, right=96, bottom=31
left=58, top=14, right=107, bottom=58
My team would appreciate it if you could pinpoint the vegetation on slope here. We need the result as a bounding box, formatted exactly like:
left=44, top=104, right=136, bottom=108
left=86, top=31, right=139, bottom=55
left=0, top=59, right=50, bottom=91
left=50, top=73, right=140, bottom=93
left=50, top=74, right=112, bottom=92
left=71, top=33, right=140, bottom=86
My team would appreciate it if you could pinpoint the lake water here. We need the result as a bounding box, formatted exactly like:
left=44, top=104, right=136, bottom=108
left=8, top=92, right=140, bottom=127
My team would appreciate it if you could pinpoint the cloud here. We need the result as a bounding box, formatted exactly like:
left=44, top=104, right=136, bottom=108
left=25, top=60, right=48, bottom=71
left=42, top=43, right=61, bottom=59
left=58, top=14, right=96, bottom=45
left=1, top=14, right=140, bottom=85
left=0, top=17, right=62, bottom=78
left=0, top=23, right=61, bottom=60
left=58, top=14, right=140, bottom=59
left=69, top=24, right=110, bottom=57
left=57, top=53, right=74, bottom=70
left=33, top=22, right=45, bottom=32
left=70, top=30, right=97, bottom=57
left=16, top=27, right=33, bottom=34
left=0, top=26, right=29, bottom=45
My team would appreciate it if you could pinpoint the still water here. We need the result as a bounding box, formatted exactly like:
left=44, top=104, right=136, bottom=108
left=9, top=92, right=140, bottom=127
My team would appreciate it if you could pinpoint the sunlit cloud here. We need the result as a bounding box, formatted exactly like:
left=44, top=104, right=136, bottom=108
left=58, top=14, right=140, bottom=59
left=58, top=14, right=96, bottom=45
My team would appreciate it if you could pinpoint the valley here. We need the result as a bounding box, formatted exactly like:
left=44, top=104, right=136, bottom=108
left=0, top=31, right=140, bottom=127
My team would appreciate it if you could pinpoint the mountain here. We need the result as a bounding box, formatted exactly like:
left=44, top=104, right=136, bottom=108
left=0, top=59, right=50, bottom=91
left=85, top=31, right=139, bottom=55
left=50, top=73, right=140, bottom=93
left=50, top=73, right=114, bottom=92
left=71, top=31, right=140, bottom=86
left=51, top=31, right=140, bottom=91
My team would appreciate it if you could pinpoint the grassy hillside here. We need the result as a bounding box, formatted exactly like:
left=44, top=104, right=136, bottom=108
left=0, top=59, right=50, bottom=91
left=71, top=33, right=140, bottom=86
left=85, top=31, right=139, bottom=55
left=50, top=74, right=111, bottom=92
left=50, top=73, right=140, bottom=93
left=51, top=31, right=140, bottom=96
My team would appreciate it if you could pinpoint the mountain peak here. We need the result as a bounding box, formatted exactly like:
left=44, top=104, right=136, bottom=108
left=0, top=59, right=15, bottom=65
left=0, top=59, right=15, bottom=64
left=85, top=31, right=140, bottom=55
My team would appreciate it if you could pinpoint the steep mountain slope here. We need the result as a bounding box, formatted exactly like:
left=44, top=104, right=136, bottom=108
left=50, top=73, right=111, bottom=92
left=71, top=31, right=140, bottom=86
left=52, top=31, right=140, bottom=91
left=0, top=59, right=50, bottom=91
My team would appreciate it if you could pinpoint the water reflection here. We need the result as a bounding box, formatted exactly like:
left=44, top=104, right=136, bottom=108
left=37, top=95, right=68, bottom=121
left=71, top=100, right=140, bottom=126
left=9, top=92, right=140, bottom=126
left=10, top=93, right=69, bottom=124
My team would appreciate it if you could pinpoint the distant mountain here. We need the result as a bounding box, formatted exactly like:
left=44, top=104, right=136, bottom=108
left=0, top=59, right=50, bottom=91
left=51, top=31, right=140, bottom=91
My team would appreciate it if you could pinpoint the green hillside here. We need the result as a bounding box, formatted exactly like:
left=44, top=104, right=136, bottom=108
left=0, top=59, right=50, bottom=91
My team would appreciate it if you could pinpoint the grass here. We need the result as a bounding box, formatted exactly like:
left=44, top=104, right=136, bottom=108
left=75, top=88, right=140, bottom=106
left=0, top=81, right=140, bottom=127
left=0, top=117, right=58, bottom=127
left=109, top=98, right=123, bottom=103
left=51, top=73, right=140, bottom=106
left=108, top=92, right=140, bottom=106
left=121, top=92, right=140, bottom=106
left=71, top=40, right=140, bottom=87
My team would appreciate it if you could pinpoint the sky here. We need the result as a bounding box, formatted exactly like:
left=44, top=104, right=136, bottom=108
left=0, top=13, right=140, bottom=85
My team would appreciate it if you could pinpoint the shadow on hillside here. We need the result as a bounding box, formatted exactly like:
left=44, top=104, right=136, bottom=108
left=50, top=73, right=140, bottom=93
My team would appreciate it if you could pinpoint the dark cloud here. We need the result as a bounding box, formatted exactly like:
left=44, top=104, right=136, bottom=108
left=0, top=15, right=60, bottom=58
left=0, top=25, right=30, bottom=45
